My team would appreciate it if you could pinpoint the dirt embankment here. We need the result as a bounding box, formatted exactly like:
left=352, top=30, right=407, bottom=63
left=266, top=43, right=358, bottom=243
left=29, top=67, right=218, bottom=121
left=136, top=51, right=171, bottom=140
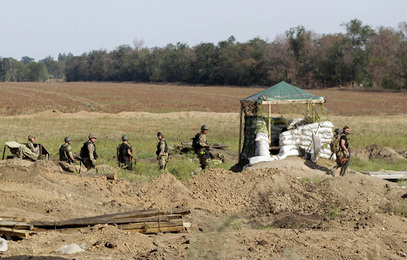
left=0, top=158, right=407, bottom=259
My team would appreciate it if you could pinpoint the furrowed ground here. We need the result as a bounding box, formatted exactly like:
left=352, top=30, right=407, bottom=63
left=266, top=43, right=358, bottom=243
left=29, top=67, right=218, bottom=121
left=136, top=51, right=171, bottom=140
left=0, top=82, right=406, bottom=260
left=0, top=82, right=406, bottom=115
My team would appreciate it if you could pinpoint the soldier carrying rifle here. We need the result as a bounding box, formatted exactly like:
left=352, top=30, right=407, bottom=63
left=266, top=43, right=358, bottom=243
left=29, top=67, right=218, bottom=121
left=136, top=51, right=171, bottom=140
left=192, top=124, right=211, bottom=170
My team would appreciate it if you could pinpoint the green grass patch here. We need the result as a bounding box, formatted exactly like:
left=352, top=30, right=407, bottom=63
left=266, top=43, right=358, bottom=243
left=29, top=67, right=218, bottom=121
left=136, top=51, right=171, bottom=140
left=350, top=157, right=407, bottom=172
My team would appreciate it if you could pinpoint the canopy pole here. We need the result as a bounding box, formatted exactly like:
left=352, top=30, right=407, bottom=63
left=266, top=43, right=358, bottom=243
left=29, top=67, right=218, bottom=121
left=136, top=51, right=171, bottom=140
left=238, top=103, right=243, bottom=162
left=268, top=104, right=272, bottom=145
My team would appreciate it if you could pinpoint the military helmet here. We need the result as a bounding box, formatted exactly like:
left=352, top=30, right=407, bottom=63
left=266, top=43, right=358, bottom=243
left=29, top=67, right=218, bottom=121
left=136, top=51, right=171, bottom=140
left=64, top=136, right=72, bottom=142
left=28, top=135, right=35, bottom=141
left=334, top=128, right=341, bottom=134
left=88, top=133, right=97, bottom=139
left=122, top=135, right=129, bottom=141
left=201, top=124, right=209, bottom=131
left=157, top=132, right=164, bottom=137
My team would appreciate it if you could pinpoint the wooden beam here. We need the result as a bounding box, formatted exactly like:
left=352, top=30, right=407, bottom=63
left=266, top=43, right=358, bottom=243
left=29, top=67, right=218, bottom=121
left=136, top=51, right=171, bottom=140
left=238, top=103, right=243, bottom=162
left=0, top=227, right=36, bottom=239
left=31, top=208, right=190, bottom=228
left=125, top=226, right=185, bottom=234
left=361, top=171, right=407, bottom=180
left=0, top=221, right=33, bottom=230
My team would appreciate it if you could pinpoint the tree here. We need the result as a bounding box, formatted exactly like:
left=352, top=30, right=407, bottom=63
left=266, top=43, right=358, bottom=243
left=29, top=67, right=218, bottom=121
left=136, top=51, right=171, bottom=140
left=26, top=62, right=49, bottom=82
left=21, top=56, right=35, bottom=64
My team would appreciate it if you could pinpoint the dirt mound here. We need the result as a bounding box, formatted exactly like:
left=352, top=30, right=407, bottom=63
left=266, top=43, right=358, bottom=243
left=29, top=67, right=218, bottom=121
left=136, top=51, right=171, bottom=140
left=1, top=158, right=407, bottom=259
left=354, top=144, right=406, bottom=162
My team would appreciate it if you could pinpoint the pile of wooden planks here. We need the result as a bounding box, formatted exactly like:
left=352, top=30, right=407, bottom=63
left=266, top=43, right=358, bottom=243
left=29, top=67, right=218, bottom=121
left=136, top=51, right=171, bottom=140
left=31, top=208, right=191, bottom=234
left=0, top=217, right=36, bottom=239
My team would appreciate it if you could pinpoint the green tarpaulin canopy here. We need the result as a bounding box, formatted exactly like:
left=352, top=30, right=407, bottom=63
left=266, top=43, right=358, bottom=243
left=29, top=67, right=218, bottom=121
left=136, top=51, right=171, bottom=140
left=241, top=81, right=325, bottom=104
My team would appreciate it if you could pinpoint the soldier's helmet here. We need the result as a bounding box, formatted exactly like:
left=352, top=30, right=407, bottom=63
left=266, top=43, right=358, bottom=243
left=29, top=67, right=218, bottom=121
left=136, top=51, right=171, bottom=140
left=201, top=124, right=209, bottom=131
left=28, top=135, right=35, bottom=141
left=64, top=136, right=72, bottom=142
left=334, top=128, right=341, bottom=134
left=157, top=132, right=164, bottom=137
left=88, top=133, right=97, bottom=140
left=122, top=135, right=129, bottom=141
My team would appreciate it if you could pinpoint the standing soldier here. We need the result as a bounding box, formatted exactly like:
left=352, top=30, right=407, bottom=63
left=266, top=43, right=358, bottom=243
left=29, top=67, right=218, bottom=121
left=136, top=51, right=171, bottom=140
left=59, top=136, right=75, bottom=164
left=156, top=132, right=168, bottom=170
left=27, top=135, right=39, bottom=154
left=192, top=125, right=211, bottom=170
left=338, top=126, right=351, bottom=176
left=80, top=134, right=98, bottom=170
left=117, top=135, right=133, bottom=171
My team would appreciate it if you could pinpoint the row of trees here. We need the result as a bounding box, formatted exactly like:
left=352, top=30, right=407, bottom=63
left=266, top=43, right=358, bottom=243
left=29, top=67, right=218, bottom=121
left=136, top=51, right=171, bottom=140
left=1, top=19, right=407, bottom=89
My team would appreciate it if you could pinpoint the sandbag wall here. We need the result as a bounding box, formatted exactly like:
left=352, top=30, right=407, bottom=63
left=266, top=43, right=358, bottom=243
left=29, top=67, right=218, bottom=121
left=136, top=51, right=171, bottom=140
left=278, top=121, right=334, bottom=159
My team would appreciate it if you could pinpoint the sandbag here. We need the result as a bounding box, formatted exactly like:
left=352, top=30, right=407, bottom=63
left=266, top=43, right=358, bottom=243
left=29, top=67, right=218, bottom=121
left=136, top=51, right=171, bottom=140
left=279, top=144, right=297, bottom=153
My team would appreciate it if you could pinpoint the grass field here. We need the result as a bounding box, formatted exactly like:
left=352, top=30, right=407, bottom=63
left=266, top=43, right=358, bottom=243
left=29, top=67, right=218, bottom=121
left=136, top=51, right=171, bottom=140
left=0, top=82, right=406, bottom=176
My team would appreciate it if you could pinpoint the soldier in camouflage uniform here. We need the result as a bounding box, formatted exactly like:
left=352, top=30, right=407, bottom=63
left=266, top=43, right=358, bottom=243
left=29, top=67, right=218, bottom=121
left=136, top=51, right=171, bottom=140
left=194, top=125, right=211, bottom=170
left=59, top=136, right=75, bottom=164
left=27, top=135, right=39, bottom=154
left=338, top=126, right=351, bottom=176
left=117, top=135, right=133, bottom=171
left=81, top=134, right=98, bottom=170
left=156, top=132, right=168, bottom=170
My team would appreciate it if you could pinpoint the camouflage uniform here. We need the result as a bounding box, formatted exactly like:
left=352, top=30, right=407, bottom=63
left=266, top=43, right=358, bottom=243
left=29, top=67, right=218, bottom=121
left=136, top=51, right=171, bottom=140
left=156, top=137, right=168, bottom=170
left=59, top=143, right=73, bottom=164
left=81, top=135, right=98, bottom=170
left=337, top=134, right=350, bottom=176
left=196, top=132, right=210, bottom=170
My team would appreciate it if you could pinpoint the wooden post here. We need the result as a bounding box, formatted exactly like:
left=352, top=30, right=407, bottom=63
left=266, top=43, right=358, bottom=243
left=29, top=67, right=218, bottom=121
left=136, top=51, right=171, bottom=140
left=2, top=145, right=6, bottom=160
left=238, top=102, right=243, bottom=162
left=268, top=104, right=272, bottom=145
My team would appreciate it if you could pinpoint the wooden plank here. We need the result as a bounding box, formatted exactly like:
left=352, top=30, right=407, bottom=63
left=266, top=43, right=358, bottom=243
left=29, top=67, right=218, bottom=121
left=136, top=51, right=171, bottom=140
left=31, top=208, right=189, bottom=227
left=118, top=219, right=183, bottom=230
left=0, top=221, right=33, bottom=230
left=32, top=215, right=172, bottom=228
left=0, top=216, right=28, bottom=222
left=126, top=226, right=185, bottom=234
left=361, top=171, right=407, bottom=180
left=0, top=227, right=36, bottom=239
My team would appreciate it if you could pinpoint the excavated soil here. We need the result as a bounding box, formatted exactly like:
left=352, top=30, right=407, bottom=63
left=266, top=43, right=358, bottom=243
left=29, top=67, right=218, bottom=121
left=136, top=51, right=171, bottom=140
left=1, top=158, right=407, bottom=259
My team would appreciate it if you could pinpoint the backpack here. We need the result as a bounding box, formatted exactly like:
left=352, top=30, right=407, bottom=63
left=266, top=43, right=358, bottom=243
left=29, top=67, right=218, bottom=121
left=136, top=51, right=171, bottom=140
left=59, top=144, right=67, bottom=161
left=80, top=141, right=98, bottom=159
left=192, top=133, right=201, bottom=153
left=330, top=133, right=344, bottom=154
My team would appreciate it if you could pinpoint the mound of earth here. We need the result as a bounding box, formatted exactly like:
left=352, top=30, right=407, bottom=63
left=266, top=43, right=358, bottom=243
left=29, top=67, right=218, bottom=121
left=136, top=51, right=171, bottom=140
left=1, top=157, right=407, bottom=259
left=354, top=144, right=406, bottom=162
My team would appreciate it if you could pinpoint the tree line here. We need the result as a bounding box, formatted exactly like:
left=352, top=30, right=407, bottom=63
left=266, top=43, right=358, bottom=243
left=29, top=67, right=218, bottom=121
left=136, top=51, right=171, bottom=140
left=1, top=19, right=406, bottom=89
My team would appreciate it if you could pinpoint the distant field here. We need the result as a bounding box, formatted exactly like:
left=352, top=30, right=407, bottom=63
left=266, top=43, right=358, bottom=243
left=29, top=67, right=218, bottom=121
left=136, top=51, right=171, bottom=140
left=0, top=82, right=406, bottom=116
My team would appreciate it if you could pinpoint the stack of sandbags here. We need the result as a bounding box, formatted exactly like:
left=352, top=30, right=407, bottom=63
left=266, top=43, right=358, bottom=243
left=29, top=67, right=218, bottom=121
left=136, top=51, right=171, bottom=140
left=249, top=133, right=275, bottom=165
left=278, top=121, right=334, bottom=160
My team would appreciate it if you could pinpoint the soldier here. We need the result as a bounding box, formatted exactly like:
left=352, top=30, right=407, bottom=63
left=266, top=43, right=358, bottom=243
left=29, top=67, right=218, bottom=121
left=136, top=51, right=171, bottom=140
left=59, top=136, right=75, bottom=164
left=156, top=132, right=168, bottom=170
left=27, top=135, right=39, bottom=154
left=117, top=135, right=133, bottom=171
left=192, top=124, right=211, bottom=170
left=80, top=134, right=98, bottom=170
left=338, top=126, right=351, bottom=176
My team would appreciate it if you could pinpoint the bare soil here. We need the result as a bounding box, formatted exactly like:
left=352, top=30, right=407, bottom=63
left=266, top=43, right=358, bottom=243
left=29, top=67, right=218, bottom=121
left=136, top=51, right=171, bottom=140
left=1, top=156, right=407, bottom=259
left=1, top=82, right=407, bottom=116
